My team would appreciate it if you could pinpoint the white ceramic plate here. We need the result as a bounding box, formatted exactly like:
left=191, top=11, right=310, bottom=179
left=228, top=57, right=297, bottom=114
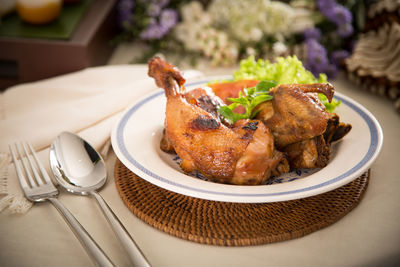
left=111, top=77, right=383, bottom=203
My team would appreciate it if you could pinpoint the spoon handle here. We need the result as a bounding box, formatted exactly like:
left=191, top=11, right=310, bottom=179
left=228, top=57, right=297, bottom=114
left=48, top=198, right=114, bottom=267
left=90, top=191, right=151, bottom=267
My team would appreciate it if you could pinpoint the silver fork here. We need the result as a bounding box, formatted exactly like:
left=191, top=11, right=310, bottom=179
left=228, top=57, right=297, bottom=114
left=9, top=142, right=114, bottom=267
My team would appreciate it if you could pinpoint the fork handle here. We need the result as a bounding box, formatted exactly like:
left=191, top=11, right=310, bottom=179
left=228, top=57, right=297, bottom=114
left=90, top=191, right=151, bottom=267
left=48, top=198, right=114, bottom=267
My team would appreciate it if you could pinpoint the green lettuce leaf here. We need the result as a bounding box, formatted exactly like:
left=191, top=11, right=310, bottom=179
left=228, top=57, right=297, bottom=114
left=233, top=55, right=340, bottom=112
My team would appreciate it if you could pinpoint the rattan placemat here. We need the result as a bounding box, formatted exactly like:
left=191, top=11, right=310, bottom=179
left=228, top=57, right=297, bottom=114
left=114, top=159, right=369, bottom=246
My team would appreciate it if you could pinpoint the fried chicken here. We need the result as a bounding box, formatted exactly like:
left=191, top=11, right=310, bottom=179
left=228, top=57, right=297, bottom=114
left=149, top=57, right=287, bottom=185
left=282, top=135, right=330, bottom=169
left=255, top=83, right=334, bottom=149
left=280, top=113, right=352, bottom=170
left=149, top=57, right=351, bottom=184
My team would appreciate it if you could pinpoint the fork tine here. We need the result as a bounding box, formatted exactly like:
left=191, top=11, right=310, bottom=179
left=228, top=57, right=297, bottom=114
left=22, top=143, right=45, bottom=186
left=15, top=143, right=38, bottom=187
left=9, top=144, right=30, bottom=189
left=27, top=143, right=53, bottom=184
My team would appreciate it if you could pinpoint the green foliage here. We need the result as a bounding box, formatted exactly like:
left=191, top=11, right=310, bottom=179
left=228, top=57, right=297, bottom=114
left=232, top=56, right=341, bottom=112
left=234, top=55, right=328, bottom=84
left=217, top=80, right=276, bottom=124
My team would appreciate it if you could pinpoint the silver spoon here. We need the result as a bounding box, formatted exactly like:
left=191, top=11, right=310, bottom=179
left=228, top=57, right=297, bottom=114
left=50, top=131, right=150, bottom=267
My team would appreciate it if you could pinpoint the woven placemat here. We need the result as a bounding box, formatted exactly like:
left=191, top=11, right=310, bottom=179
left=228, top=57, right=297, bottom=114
left=114, top=159, right=369, bottom=246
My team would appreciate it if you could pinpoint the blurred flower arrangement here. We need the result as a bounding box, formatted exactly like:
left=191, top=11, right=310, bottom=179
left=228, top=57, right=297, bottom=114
left=116, top=0, right=181, bottom=42
left=115, top=0, right=363, bottom=79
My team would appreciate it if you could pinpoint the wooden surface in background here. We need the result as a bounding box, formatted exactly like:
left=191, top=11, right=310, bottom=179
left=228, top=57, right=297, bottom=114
left=0, top=0, right=118, bottom=90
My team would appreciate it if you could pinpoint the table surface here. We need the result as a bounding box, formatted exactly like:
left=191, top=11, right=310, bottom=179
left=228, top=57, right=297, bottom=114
left=1, top=47, right=400, bottom=267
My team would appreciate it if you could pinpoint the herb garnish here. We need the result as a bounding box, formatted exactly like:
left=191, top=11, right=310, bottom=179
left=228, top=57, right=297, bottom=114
left=217, top=80, right=277, bottom=124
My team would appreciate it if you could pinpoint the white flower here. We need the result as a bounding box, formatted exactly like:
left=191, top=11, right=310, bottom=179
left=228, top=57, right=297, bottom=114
left=250, top=27, right=263, bottom=42
left=180, top=1, right=204, bottom=22
left=206, top=39, right=217, bottom=51
left=246, top=47, right=257, bottom=56
left=216, top=32, right=228, bottom=47
left=289, top=8, right=315, bottom=33
left=272, top=42, right=288, bottom=55
left=208, top=0, right=298, bottom=42
left=261, top=1, right=294, bottom=34
left=229, top=46, right=239, bottom=59
left=199, top=13, right=212, bottom=26
left=173, top=24, right=188, bottom=42
left=173, top=0, right=309, bottom=66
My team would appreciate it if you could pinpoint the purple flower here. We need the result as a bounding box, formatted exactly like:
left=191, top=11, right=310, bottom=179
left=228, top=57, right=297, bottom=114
left=330, top=5, right=352, bottom=25
left=305, top=39, right=329, bottom=77
left=331, top=50, right=350, bottom=66
left=316, top=0, right=354, bottom=38
left=304, top=28, right=321, bottom=40
left=117, top=0, right=134, bottom=28
left=160, top=9, right=178, bottom=30
left=337, top=23, right=354, bottom=37
left=140, top=22, right=168, bottom=40
left=317, top=0, right=336, bottom=14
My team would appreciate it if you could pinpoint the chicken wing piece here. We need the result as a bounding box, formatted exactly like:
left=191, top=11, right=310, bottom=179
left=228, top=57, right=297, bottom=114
left=256, top=83, right=334, bottom=149
left=324, top=113, right=352, bottom=144
left=282, top=135, right=330, bottom=169
left=282, top=113, right=352, bottom=169
left=148, top=57, right=287, bottom=185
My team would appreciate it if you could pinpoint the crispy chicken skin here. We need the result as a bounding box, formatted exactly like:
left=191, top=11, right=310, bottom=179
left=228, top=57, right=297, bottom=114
left=148, top=57, right=186, bottom=94
left=281, top=113, right=352, bottom=170
left=283, top=135, right=330, bottom=169
left=324, top=113, right=352, bottom=143
left=256, top=83, right=334, bottom=149
left=148, top=57, right=286, bottom=185
left=160, top=87, right=223, bottom=153
left=275, top=109, right=351, bottom=170
left=230, top=120, right=287, bottom=185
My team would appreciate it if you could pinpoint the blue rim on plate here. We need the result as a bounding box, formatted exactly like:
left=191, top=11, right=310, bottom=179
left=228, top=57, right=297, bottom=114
left=112, top=79, right=383, bottom=202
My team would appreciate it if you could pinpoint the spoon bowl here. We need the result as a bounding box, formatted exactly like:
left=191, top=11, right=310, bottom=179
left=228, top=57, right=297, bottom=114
left=50, top=131, right=151, bottom=267
left=50, top=131, right=106, bottom=194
